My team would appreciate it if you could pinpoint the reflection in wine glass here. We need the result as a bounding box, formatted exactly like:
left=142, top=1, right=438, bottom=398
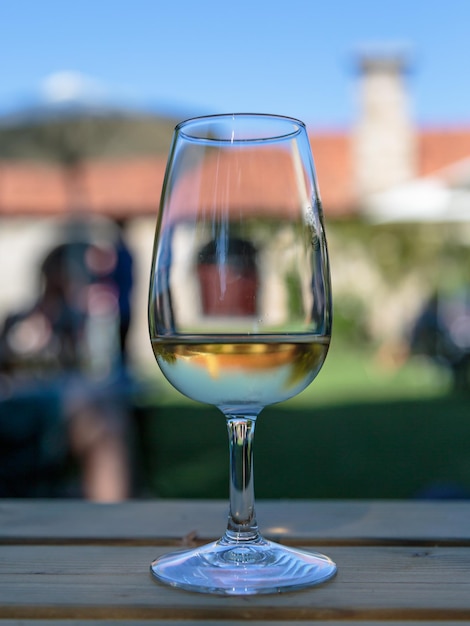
left=148, top=114, right=335, bottom=595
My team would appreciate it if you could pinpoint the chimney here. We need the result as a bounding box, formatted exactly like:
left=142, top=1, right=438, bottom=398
left=353, top=51, right=416, bottom=197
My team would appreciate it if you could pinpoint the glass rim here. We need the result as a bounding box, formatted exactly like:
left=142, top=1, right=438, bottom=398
left=175, top=113, right=306, bottom=144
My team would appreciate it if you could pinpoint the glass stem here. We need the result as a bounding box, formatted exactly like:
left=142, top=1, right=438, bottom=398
left=223, top=415, right=260, bottom=544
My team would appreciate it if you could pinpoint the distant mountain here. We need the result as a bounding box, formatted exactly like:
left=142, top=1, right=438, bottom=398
left=0, top=71, right=188, bottom=162
left=0, top=112, right=179, bottom=162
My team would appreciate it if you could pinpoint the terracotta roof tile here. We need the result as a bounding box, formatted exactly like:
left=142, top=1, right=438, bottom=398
left=1, top=126, right=470, bottom=219
left=84, top=158, right=165, bottom=214
left=165, top=147, right=304, bottom=224
left=309, top=132, right=355, bottom=216
left=0, top=157, right=167, bottom=217
left=0, top=161, right=68, bottom=214
left=418, top=128, right=470, bottom=176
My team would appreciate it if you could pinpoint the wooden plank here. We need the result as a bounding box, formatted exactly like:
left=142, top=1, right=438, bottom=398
left=0, top=618, right=470, bottom=626
left=0, top=623, right=465, bottom=626
left=0, top=545, right=470, bottom=620
left=2, top=500, right=470, bottom=544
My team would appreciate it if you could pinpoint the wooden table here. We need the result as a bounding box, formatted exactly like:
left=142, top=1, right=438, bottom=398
left=1, top=499, right=470, bottom=623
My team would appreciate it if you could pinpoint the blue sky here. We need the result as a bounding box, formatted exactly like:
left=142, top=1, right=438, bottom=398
left=1, top=0, right=469, bottom=127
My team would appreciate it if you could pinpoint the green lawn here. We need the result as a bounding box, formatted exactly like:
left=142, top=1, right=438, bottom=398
left=135, top=347, right=468, bottom=500
left=279, top=341, right=450, bottom=407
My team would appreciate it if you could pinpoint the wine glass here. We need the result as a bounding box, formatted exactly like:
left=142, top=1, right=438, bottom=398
left=148, top=113, right=335, bottom=595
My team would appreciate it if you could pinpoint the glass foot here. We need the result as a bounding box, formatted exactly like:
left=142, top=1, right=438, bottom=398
left=150, top=536, right=336, bottom=595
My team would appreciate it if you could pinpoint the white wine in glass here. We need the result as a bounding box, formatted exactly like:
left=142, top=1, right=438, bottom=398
left=148, top=113, right=335, bottom=595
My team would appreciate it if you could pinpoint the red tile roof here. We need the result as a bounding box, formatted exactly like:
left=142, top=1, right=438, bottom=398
left=1, top=127, right=469, bottom=219
left=165, top=146, right=309, bottom=224
left=418, top=128, right=470, bottom=176
left=310, top=132, right=356, bottom=216
left=0, top=157, right=167, bottom=217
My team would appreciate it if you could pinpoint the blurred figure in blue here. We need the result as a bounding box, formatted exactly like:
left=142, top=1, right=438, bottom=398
left=111, top=219, right=134, bottom=366
left=0, top=221, right=134, bottom=500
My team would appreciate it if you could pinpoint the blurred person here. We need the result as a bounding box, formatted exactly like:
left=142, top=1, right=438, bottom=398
left=0, top=231, right=134, bottom=501
left=409, top=290, right=470, bottom=391
left=112, top=219, right=134, bottom=365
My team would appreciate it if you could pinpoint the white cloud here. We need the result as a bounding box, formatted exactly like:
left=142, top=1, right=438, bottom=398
left=40, top=71, right=107, bottom=105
